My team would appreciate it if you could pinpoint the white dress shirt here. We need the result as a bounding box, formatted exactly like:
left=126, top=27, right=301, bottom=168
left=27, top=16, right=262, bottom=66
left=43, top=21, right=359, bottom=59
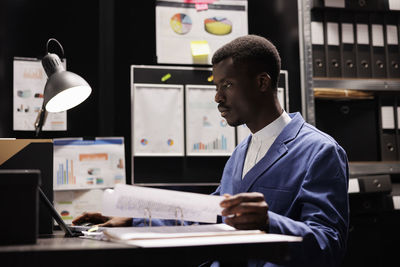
left=242, top=111, right=292, bottom=179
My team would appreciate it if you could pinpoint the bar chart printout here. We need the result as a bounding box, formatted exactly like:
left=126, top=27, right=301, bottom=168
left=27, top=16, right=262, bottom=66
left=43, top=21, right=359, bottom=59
left=186, top=85, right=235, bottom=156
left=53, top=138, right=126, bottom=190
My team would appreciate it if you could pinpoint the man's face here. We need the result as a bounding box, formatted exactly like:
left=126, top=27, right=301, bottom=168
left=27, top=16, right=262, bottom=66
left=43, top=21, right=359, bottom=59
left=213, top=57, right=259, bottom=127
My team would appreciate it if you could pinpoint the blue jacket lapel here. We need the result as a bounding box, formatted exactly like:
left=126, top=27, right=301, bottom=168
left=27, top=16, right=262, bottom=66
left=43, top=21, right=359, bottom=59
left=239, top=113, right=305, bottom=193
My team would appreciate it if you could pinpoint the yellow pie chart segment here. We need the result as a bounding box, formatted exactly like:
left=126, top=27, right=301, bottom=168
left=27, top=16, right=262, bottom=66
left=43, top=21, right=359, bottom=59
left=204, top=17, right=232, bottom=35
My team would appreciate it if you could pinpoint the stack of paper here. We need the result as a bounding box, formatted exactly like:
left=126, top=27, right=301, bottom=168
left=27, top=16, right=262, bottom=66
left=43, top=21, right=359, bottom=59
left=103, top=224, right=302, bottom=248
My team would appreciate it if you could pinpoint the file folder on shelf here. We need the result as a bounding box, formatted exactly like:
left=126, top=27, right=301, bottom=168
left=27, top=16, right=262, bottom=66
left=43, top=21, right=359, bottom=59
left=325, top=10, right=342, bottom=77
left=340, top=11, right=357, bottom=78
left=379, top=96, right=398, bottom=161
left=384, top=13, right=400, bottom=78
left=355, top=12, right=372, bottom=78
left=370, top=12, right=387, bottom=78
left=311, top=10, right=327, bottom=77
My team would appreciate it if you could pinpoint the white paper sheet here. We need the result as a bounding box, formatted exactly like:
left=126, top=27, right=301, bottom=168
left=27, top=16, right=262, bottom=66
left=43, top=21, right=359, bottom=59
left=54, top=189, right=104, bottom=224
left=133, top=84, right=184, bottom=156
left=341, top=23, right=354, bottom=44
left=102, top=184, right=225, bottom=223
left=393, top=196, right=400, bottom=210
left=53, top=137, right=126, bottom=190
left=348, top=179, right=360, bottom=194
left=389, top=0, right=400, bottom=10
left=311, top=22, right=324, bottom=45
left=104, top=223, right=262, bottom=241
left=372, top=24, right=384, bottom=47
left=185, top=85, right=235, bottom=156
left=156, top=0, right=248, bottom=64
left=381, top=106, right=395, bottom=129
left=121, top=232, right=302, bottom=248
left=356, top=24, right=369, bottom=45
left=386, top=25, right=399, bottom=45
left=13, top=58, right=67, bottom=131
left=327, top=22, right=339, bottom=46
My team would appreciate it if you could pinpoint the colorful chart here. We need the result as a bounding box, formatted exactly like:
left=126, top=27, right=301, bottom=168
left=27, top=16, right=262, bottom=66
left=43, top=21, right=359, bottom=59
left=193, top=135, right=228, bottom=151
left=167, top=139, right=174, bottom=146
left=140, top=138, right=148, bottom=146
left=170, top=13, right=192, bottom=35
left=56, top=160, right=76, bottom=186
left=204, top=17, right=232, bottom=35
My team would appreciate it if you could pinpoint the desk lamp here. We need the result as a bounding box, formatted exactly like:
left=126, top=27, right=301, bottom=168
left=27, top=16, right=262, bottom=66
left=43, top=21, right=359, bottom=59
left=34, top=38, right=92, bottom=136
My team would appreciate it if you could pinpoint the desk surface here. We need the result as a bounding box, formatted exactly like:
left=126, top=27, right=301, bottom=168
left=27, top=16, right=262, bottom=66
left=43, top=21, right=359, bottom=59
left=0, top=231, right=296, bottom=267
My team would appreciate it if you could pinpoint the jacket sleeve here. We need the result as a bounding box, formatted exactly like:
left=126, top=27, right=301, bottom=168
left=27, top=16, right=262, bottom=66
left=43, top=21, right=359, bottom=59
left=268, top=143, right=349, bottom=267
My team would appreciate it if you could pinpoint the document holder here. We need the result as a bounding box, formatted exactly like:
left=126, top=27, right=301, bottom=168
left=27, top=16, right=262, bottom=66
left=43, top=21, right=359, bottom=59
left=370, top=13, right=387, bottom=78
left=0, top=139, right=53, bottom=235
left=340, top=11, right=357, bottom=78
left=312, top=10, right=327, bottom=77
left=325, top=10, right=342, bottom=77
left=384, top=13, right=400, bottom=78
left=355, top=12, right=372, bottom=78
left=0, top=169, right=40, bottom=245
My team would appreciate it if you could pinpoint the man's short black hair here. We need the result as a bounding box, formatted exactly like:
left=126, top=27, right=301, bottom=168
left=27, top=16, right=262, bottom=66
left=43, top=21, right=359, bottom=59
left=212, top=35, right=281, bottom=90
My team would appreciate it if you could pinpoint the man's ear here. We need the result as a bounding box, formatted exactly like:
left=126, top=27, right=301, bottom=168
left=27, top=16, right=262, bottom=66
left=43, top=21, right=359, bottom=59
left=257, top=73, right=271, bottom=92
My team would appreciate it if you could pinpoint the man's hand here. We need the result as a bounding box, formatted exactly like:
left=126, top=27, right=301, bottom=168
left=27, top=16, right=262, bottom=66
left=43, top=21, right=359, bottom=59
left=220, top=192, right=269, bottom=231
left=72, top=212, right=133, bottom=227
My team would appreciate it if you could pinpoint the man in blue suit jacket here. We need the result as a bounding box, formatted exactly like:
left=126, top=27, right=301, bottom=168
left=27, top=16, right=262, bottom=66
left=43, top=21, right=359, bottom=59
left=74, top=35, right=349, bottom=267
left=211, top=35, right=349, bottom=267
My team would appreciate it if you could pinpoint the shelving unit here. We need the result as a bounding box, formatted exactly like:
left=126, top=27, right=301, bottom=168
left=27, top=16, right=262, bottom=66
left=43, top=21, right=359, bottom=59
left=298, top=0, right=400, bottom=165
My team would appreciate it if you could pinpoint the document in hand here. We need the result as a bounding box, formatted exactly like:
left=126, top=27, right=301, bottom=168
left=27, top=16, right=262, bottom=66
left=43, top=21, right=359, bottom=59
left=102, top=184, right=225, bottom=223
left=103, top=224, right=303, bottom=248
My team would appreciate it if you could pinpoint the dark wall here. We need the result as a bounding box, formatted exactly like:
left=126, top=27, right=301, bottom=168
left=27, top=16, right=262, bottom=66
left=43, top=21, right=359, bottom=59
left=0, top=0, right=100, bottom=139
left=0, top=0, right=302, bottom=184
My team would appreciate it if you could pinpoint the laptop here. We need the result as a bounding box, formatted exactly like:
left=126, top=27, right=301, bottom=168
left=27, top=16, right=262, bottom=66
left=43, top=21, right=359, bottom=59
left=39, top=187, right=105, bottom=237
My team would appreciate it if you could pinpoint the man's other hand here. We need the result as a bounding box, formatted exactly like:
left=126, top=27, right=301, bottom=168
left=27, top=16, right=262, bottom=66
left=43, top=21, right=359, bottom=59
left=72, top=212, right=132, bottom=227
left=220, top=192, right=269, bottom=231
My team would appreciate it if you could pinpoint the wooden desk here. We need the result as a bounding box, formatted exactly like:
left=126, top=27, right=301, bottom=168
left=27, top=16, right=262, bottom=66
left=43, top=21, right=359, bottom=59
left=0, top=231, right=297, bottom=267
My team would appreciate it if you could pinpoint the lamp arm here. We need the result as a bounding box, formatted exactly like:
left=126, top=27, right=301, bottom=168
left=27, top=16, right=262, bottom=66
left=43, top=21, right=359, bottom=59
left=34, top=102, right=48, bottom=137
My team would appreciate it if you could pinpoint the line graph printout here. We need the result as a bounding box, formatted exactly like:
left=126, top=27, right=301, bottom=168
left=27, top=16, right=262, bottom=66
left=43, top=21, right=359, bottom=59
left=102, top=184, right=224, bottom=223
left=133, top=84, right=184, bottom=156
left=185, top=85, right=235, bottom=156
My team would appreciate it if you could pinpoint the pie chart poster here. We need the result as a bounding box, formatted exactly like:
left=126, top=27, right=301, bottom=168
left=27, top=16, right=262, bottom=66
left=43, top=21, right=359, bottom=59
left=156, top=0, right=248, bottom=65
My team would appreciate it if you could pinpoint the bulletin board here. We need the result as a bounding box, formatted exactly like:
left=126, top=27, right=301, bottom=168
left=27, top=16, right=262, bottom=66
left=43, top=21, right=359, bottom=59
left=131, top=65, right=289, bottom=186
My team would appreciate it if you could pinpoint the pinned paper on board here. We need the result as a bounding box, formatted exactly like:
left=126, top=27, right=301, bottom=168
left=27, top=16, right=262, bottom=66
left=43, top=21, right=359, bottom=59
left=185, top=85, right=235, bottom=156
left=13, top=58, right=67, bottom=131
left=156, top=0, right=248, bottom=64
left=53, top=137, right=126, bottom=190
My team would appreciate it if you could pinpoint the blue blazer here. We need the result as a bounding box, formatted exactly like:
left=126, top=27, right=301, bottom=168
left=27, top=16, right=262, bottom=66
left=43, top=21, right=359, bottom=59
left=213, top=112, right=349, bottom=267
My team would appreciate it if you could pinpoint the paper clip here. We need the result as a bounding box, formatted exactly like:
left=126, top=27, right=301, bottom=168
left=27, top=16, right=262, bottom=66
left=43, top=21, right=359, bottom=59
left=144, top=208, right=152, bottom=227
left=175, top=207, right=184, bottom=226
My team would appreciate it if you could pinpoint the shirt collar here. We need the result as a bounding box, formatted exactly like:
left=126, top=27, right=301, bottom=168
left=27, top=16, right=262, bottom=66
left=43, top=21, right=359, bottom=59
left=251, top=111, right=292, bottom=142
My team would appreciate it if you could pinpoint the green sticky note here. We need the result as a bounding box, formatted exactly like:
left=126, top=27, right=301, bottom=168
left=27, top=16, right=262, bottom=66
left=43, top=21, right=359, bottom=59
left=161, top=73, right=171, bottom=82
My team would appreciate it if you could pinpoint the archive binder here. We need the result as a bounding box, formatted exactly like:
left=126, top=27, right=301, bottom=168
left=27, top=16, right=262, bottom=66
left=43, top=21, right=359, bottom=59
left=355, top=12, right=372, bottom=78
left=370, top=12, right=387, bottom=78
left=384, top=13, right=400, bottom=78
left=379, top=96, right=398, bottom=161
left=325, top=10, right=342, bottom=77
left=340, top=11, right=357, bottom=78
left=311, top=10, right=327, bottom=77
